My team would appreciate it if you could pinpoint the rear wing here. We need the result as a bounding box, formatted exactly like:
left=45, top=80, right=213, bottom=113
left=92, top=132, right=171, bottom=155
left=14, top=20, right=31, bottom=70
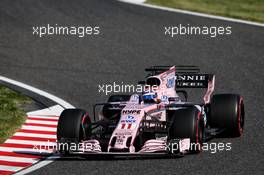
left=145, top=65, right=200, bottom=75
left=145, top=66, right=215, bottom=103
left=145, top=65, right=214, bottom=88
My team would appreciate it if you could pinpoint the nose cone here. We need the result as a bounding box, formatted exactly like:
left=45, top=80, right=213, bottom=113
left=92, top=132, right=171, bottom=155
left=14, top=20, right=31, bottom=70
left=108, top=135, right=132, bottom=152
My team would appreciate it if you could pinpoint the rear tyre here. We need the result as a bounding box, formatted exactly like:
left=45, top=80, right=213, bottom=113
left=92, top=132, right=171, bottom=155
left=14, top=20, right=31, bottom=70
left=57, top=109, right=91, bottom=154
left=210, top=94, right=245, bottom=137
left=169, top=107, right=205, bottom=154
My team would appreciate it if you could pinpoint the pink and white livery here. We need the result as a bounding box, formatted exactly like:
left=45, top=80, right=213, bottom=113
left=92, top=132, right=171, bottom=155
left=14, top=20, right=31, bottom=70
left=56, top=65, right=245, bottom=157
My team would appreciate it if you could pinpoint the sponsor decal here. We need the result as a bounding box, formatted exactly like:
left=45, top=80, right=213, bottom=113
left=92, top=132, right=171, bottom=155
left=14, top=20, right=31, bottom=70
left=121, top=115, right=136, bottom=123
left=176, top=81, right=207, bottom=88
left=175, top=75, right=206, bottom=81
left=175, top=74, right=209, bottom=88
left=115, top=131, right=132, bottom=136
left=166, top=77, right=175, bottom=88
left=161, top=95, right=168, bottom=102
left=122, top=109, right=141, bottom=115
left=116, top=136, right=124, bottom=144
left=130, top=94, right=140, bottom=103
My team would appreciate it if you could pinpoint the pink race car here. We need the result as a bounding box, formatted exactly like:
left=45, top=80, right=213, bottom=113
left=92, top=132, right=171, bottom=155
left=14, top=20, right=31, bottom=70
left=56, top=66, right=245, bottom=157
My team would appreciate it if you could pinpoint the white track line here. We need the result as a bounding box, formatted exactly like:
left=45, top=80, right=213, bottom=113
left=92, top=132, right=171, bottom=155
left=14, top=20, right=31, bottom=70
left=14, top=133, right=56, bottom=139
left=5, top=140, right=56, bottom=146
left=0, top=156, right=38, bottom=164
left=0, top=165, right=22, bottom=172
left=0, top=76, right=74, bottom=109
left=120, top=0, right=145, bottom=3
left=21, top=126, right=57, bottom=132
left=0, top=147, right=53, bottom=154
left=27, top=106, right=64, bottom=117
left=27, top=115, right=59, bottom=120
left=25, top=120, right=58, bottom=125
left=0, top=76, right=73, bottom=174
left=118, top=0, right=264, bottom=27
left=15, top=157, right=57, bottom=175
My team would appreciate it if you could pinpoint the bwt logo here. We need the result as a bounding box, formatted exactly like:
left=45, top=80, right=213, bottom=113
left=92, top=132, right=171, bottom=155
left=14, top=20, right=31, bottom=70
left=121, top=115, right=136, bottom=123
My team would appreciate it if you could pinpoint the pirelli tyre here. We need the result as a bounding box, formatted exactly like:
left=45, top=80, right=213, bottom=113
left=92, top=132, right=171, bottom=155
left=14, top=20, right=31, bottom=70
left=210, top=94, right=245, bottom=137
left=57, top=109, right=92, bottom=154
left=169, top=107, right=205, bottom=154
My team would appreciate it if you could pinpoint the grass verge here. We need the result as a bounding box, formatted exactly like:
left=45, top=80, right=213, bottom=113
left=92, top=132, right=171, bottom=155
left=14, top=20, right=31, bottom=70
left=0, top=85, right=32, bottom=143
left=146, top=0, right=264, bottom=23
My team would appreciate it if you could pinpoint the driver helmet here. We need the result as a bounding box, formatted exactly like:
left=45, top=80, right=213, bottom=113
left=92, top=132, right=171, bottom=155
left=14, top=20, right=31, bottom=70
left=143, top=92, right=158, bottom=103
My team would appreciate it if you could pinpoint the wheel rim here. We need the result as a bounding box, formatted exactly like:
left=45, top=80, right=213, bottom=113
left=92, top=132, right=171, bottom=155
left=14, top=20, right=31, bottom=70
left=195, top=112, right=204, bottom=152
left=238, top=97, right=245, bottom=135
left=80, top=113, right=91, bottom=140
left=198, top=124, right=203, bottom=143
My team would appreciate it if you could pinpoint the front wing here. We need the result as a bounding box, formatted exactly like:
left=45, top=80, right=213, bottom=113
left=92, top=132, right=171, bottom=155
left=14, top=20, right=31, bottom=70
left=57, top=138, right=191, bottom=158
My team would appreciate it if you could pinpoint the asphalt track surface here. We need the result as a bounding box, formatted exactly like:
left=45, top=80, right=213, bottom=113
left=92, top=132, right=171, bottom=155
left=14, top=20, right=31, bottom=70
left=0, top=0, right=263, bottom=174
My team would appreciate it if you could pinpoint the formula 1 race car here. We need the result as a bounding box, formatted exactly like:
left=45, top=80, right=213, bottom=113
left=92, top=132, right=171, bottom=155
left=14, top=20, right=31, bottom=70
left=56, top=66, right=245, bottom=157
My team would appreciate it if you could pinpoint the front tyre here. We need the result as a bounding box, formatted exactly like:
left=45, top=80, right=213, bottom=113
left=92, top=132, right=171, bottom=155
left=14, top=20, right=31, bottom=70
left=57, top=109, right=91, bottom=155
left=169, top=107, right=205, bottom=154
